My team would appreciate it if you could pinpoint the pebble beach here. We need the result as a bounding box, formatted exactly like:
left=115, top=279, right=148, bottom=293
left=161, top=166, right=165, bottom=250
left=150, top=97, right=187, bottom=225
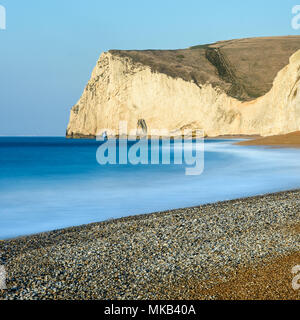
left=1, top=190, right=299, bottom=300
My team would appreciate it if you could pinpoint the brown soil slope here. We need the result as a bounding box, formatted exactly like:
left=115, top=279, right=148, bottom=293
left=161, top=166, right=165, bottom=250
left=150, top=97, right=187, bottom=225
left=110, top=36, right=300, bottom=101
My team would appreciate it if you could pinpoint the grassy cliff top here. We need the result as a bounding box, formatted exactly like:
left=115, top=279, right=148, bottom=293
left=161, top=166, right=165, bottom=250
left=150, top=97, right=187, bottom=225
left=110, top=36, right=300, bottom=101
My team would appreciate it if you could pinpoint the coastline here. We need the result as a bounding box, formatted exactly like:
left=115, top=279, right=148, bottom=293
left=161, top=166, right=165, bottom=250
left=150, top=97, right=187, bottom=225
left=66, top=131, right=300, bottom=147
left=236, top=131, right=300, bottom=148
left=1, top=189, right=299, bottom=300
left=65, top=134, right=261, bottom=140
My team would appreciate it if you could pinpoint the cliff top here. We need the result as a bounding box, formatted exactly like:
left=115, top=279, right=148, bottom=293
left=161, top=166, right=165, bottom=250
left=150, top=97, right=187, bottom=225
left=110, top=36, right=300, bottom=101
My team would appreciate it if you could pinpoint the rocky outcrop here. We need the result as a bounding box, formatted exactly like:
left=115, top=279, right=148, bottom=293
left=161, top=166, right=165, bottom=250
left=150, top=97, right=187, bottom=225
left=66, top=36, right=300, bottom=138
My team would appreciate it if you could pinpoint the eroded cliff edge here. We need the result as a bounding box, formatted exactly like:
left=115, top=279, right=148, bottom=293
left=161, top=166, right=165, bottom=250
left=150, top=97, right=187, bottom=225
left=66, top=36, right=300, bottom=138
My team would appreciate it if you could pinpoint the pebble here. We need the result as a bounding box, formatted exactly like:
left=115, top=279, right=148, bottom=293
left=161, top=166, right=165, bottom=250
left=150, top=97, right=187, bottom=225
left=0, top=190, right=299, bottom=300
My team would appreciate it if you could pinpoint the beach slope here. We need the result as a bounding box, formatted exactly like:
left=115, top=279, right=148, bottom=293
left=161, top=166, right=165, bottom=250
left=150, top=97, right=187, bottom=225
left=1, top=190, right=299, bottom=300
left=236, top=131, right=300, bottom=148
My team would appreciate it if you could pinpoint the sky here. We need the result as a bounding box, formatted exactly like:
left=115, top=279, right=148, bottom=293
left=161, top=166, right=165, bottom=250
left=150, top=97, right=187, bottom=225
left=0, top=0, right=300, bottom=136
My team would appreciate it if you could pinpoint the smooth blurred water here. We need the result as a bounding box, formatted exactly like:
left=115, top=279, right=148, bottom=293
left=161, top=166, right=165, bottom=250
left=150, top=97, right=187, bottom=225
left=1, top=137, right=300, bottom=239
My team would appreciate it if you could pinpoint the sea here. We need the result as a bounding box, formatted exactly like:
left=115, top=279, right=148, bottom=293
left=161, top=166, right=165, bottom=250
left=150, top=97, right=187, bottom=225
left=1, top=137, right=300, bottom=239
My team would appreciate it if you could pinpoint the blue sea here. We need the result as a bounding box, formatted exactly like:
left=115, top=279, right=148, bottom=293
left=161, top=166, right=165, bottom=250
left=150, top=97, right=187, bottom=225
left=1, top=137, right=300, bottom=239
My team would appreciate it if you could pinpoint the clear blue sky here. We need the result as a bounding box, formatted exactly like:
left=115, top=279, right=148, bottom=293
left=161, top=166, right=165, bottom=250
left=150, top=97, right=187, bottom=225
left=0, top=0, right=300, bottom=136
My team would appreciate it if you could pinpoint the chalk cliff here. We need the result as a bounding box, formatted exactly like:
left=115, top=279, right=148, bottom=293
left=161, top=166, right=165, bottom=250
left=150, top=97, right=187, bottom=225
left=66, top=36, right=300, bottom=138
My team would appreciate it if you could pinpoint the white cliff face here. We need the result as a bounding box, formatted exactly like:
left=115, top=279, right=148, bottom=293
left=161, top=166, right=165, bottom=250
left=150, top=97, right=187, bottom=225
left=67, top=50, right=300, bottom=138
